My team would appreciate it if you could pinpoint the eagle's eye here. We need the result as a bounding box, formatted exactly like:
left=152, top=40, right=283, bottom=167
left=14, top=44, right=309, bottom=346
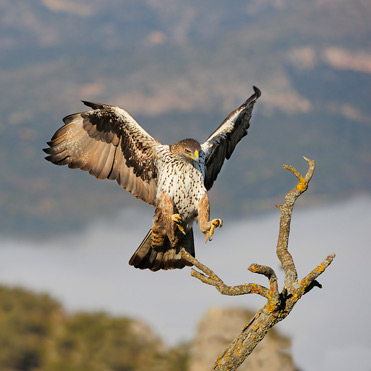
left=184, top=148, right=191, bottom=154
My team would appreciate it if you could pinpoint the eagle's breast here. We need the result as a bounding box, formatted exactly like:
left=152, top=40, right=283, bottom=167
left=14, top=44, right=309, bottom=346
left=156, top=150, right=206, bottom=222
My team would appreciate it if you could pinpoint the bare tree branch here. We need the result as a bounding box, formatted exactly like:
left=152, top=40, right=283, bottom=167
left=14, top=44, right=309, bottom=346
left=183, top=251, right=271, bottom=298
left=276, top=156, right=315, bottom=286
left=181, top=157, right=335, bottom=371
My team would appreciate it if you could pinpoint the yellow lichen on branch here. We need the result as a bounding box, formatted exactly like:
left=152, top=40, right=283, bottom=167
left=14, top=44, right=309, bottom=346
left=180, top=157, right=335, bottom=371
left=296, top=177, right=307, bottom=191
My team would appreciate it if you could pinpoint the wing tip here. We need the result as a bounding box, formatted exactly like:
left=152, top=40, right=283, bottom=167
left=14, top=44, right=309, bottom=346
left=81, top=100, right=106, bottom=110
left=252, top=86, right=261, bottom=99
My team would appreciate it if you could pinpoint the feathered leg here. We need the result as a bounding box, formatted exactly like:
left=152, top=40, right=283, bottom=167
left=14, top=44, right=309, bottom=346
left=157, top=191, right=184, bottom=247
left=198, top=193, right=223, bottom=242
left=129, top=192, right=195, bottom=271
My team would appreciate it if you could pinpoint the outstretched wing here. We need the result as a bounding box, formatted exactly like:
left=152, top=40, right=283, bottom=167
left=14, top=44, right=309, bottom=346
left=201, top=86, right=261, bottom=190
left=43, top=101, right=161, bottom=205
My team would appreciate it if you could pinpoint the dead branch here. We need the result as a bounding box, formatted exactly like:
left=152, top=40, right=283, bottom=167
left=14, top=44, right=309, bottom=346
left=181, top=157, right=335, bottom=371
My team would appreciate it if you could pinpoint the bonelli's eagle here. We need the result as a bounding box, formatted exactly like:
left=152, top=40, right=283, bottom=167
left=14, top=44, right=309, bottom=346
left=44, top=86, right=261, bottom=271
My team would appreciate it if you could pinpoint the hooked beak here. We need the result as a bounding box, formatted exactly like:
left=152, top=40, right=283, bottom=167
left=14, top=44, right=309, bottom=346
left=189, top=150, right=199, bottom=162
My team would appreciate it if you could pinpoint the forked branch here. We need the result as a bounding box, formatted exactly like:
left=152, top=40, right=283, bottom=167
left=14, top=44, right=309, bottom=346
left=181, top=157, right=335, bottom=371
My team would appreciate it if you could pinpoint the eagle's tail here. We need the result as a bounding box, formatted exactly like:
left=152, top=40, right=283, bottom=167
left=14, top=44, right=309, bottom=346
left=129, top=228, right=195, bottom=271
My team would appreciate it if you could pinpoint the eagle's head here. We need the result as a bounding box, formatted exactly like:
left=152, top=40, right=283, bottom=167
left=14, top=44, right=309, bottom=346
left=171, top=138, right=201, bottom=163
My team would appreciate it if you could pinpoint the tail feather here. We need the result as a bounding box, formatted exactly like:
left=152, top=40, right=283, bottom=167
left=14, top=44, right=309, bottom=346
left=128, top=229, right=153, bottom=268
left=151, top=251, right=164, bottom=271
left=129, top=228, right=195, bottom=271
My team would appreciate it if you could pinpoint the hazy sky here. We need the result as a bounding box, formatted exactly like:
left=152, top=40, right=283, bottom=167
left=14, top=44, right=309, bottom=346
left=1, top=196, right=370, bottom=370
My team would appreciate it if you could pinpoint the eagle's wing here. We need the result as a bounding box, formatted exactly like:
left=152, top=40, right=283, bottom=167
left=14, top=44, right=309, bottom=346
left=43, top=101, right=160, bottom=205
left=201, top=86, right=261, bottom=190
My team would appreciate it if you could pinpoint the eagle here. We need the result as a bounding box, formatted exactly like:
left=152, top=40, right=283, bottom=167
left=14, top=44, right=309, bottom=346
left=44, top=86, right=260, bottom=271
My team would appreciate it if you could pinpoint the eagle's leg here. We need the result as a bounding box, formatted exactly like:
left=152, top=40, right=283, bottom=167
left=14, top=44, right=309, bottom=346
left=198, top=193, right=223, bottom=242
left=158, top=192, right=181, bottom=247
left=208, top=218, right=223, bottom=238
left=172, top=214, right=186, bottom=234
left=151, top=208, right=167, bottom=249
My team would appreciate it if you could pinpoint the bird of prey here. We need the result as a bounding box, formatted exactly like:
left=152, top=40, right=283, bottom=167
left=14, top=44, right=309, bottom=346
left=44, top=86, right=260, bottom=271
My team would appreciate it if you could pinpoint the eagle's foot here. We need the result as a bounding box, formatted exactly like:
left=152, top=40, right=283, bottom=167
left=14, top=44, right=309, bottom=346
left=206, top=218, right=223, bottom=242
left=172, top=213, right=186, bottom=235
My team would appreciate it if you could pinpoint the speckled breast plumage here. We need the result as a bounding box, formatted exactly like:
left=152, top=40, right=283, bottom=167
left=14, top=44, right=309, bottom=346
left=156, top=151, right=206, bottom=223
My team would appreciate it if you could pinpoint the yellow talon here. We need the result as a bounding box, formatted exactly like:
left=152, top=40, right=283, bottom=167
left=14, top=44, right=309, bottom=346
left=213, top=219, right=223, bottom=228
left=172, top=214, right=182, bottom=223
left=208, top=218, right=223, bottom=241
left=172, top=214, right=186, bottom=234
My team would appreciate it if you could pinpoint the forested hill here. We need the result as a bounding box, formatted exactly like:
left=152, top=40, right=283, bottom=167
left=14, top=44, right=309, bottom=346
left=1, top=0, right=370, bottom=237
left=0, top=285, right=189, bottom=370
left=0, top=285, right=295, bottom=370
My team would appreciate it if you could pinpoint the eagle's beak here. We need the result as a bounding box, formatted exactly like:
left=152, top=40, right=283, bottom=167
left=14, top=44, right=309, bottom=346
left=190, top=150, right=199, bottom=162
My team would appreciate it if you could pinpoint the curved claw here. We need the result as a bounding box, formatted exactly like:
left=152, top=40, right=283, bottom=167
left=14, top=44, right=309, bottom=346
left=172, top=213, right=186, bottom=234
left=172, top=213, right=182, bottom=223
left=208, top=218, right=223, bottom=241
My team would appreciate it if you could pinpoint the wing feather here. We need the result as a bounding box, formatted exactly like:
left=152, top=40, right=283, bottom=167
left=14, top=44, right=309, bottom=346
left=201, top=86, right=261, bottom=190
left=107, top=144, right=122, bottom=181
left=44, top=101, right=160, bottom=205
left=96, top=144, right=116, bottom=179
left=89, top=141, right=111, bottom=176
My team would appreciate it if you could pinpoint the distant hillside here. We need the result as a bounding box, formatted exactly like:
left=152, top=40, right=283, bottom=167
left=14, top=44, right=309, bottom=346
left=0, top=285, right=188, bottom=370
left=0, top=285, right=295, bottom=370
left=0, top=0, right=370, bottom=237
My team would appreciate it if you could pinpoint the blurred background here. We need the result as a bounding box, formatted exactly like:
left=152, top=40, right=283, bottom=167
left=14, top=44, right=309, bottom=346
left=0, top=0, right=370, bottom=370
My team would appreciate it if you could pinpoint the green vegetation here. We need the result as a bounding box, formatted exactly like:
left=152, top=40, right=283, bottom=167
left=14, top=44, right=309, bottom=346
left=0, top=286, right=189, bottom=371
